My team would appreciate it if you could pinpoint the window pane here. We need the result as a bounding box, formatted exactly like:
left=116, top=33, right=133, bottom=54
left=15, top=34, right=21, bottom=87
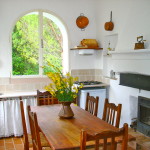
left=42, top=13, right=63, bottom=74
left=12, top=12, right=39, bottom=75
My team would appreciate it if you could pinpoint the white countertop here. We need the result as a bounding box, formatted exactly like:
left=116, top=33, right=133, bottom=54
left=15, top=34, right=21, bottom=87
left=0, top=83, right=109, bottom=98
left=82, top=83, right=109, bottom=88
left=74, top=83, right=109, bottom=88
left=0, top=91, right=37, bottom=98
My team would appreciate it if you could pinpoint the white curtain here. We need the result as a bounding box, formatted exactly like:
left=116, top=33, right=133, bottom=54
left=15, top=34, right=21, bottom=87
left=0, top=96, right=37, bottom=138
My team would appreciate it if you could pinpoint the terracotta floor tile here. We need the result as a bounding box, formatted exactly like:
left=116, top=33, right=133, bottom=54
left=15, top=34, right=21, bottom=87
left=13, top=138, right=22, bottom=144
left=143, top=141, right=150, bottom=147
left=14, top=144, right=24, bottom=150
left=0, top=146, right=5, bottom=150
left=0, top=140, right=4, bottom=146
left=5, top=138, right=13, bottom=143
left=5, top=143, right=14, bottom=149
left=128, top=140, right=136, bottom=149
left=129, top=128, right=150, bottom=150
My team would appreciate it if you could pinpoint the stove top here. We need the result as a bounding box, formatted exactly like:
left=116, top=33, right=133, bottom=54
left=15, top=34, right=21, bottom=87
left=74, top=81, right=103, bottom=85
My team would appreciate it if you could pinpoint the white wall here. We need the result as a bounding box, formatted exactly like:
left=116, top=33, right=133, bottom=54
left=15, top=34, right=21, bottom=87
left=96, top=0, right=150, bottom=127
left=96, top=0, right=150, bottom=50
left=0, top=0, right=102, bottom=77
left=109, top=75, right=150, bottom=127
left=1, top=0, right=150, bottom=126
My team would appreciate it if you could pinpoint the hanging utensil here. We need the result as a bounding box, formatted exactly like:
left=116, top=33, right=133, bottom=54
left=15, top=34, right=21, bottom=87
left=104, top=11, right=114, bottom=31
left=76, top=13, right=89, bottom=31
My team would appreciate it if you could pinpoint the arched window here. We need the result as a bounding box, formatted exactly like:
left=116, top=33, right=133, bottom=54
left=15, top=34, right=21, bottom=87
left=12, top=10, right=68, bottom=76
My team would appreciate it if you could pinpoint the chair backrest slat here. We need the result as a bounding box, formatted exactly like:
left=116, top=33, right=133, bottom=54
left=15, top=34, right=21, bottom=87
left=85, top=93, right=99, bottom=117
left=80, top=123, right=128, bottom=150
left=37, top=90, right=59, bottom=106
left=102, top=99, right=122, bottom=128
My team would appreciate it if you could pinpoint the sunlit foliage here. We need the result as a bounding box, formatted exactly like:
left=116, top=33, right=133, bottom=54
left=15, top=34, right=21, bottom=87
left=12, top=13, right=62, bottom=75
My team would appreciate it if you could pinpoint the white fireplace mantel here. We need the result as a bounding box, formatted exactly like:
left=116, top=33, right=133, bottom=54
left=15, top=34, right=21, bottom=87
left=108, top=49, right=150, bottom=60
left=109, top=49, right=150, bottom=54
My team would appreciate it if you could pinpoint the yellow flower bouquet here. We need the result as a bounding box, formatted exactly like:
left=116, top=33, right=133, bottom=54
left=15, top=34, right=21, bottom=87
left=44, top=63, right=83, bottom=102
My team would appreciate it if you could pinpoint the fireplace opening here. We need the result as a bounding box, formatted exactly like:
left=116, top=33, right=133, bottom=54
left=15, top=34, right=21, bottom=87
left=137, top=96, right=150, bottom=137
left=140, top=105, right=150, bottom=126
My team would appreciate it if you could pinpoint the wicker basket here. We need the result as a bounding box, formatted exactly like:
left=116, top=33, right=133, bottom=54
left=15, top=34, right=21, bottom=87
left=80, top=39, right=99, bottom=48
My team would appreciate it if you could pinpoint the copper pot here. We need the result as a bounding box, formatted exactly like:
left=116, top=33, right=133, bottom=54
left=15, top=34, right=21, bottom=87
left=76, top=14, right=89, bottom=29
left=104, top=11, right=114, bottom=31
left=104, top=21, right=114, bottom=31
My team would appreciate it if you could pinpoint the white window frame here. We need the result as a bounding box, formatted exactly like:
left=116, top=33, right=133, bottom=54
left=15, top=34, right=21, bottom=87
left=11, top=9, right=69, bottom=78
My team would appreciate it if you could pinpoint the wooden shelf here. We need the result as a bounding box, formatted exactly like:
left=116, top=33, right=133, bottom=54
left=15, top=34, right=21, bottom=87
left=70, top=48, right=103, bottom=50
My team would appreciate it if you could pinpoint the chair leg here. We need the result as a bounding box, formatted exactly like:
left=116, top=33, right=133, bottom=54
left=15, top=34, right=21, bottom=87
left=23, top=143, right=29, bottom=150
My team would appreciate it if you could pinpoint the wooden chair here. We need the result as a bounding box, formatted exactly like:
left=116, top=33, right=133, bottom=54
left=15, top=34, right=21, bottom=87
left=20, top=101, right=31, bottom=150
left=37, top=90, right=59, bottom=106
left=80, top=123, right=128, bottom=150
left=20, top=101, right=50, bottom=150
left=85, top=93, right=99, bottom=116
left=102, top=99, right=122, bottom=128
left=27, top=105, right=51, bottom=150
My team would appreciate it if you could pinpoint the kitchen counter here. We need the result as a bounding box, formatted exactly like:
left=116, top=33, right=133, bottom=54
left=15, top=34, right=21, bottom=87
left=82, top=83, right=109, bottom=88
left=74, top=82, right=109, bottom=89
left=0, top=83, right=109, bottom=98
left=0, top=91, right=37, bottom=99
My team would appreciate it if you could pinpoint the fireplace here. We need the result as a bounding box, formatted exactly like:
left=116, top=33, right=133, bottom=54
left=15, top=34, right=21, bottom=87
left=137, top=96, right=150, bottom=137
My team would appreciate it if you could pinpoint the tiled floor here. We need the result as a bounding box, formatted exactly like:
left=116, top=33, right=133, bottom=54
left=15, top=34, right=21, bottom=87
left=128, top=128, right=150, bottom=150
left=0, top=128, right=150, bottom=150
left=0, top=137, right=24, bottom=150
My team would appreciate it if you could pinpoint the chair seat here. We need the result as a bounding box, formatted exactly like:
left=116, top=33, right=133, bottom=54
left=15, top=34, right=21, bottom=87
left=82, top=144, right=134, bottom=150
left=27, top=134, right=32, bottom=147
left=115, top=134, right=136, bottom=143
left=80, top=124, right=132, bottom=150
left=116, top=144, right=135, bottom=150
left=40, top=132, right=50, bottom=147
left=24, top=132, right=50, bottom=147
left=42, top=147, right=52, bottom=150
left=84, top=134, right=136, bottom=147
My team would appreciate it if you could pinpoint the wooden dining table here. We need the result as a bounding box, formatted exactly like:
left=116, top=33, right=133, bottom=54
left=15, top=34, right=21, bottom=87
left=31, top=104, right=135, bottom=150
